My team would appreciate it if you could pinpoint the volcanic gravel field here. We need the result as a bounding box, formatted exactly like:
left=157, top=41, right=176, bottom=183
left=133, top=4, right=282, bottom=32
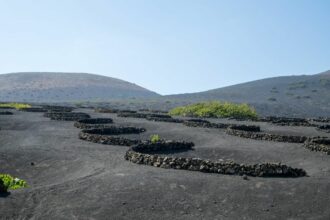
left=1, top=109, right=330, bottom=220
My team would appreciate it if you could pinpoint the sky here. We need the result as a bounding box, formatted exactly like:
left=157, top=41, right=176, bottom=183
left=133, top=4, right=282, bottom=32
left=0, top=0, right=329, bottom=95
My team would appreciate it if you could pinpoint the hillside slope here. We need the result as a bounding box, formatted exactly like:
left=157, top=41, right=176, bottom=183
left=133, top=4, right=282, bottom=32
left=0, top=72, right=159, bottom=102
left=166, top=70, right=330, bottom=117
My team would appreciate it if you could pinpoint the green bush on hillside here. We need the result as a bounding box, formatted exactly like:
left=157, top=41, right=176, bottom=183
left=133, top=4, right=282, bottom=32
left=0, top=103, right=31, bottom=109
left=169, top=101, right=257, bottom=119
left=0, top=174, right=28, bottom=191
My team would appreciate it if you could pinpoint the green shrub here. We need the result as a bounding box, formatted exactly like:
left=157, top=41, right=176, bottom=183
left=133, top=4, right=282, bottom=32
left=150, top=134, right=161, bottom=143
left=0, top=103, right=31, bottom=109
left=169, top=101, right=257, bottom=119
left=0, top=174, right=28, bottom=191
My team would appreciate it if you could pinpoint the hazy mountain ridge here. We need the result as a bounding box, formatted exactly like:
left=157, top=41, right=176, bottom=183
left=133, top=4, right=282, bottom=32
left=166, top=70, right=330, bottom=117
left=0, top=72, right=160, bottom=102
left=0, top=70, right=330, bottom=117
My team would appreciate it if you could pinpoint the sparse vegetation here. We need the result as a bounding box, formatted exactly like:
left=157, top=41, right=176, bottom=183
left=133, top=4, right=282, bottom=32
left=0, top=174, right=28, bottom=191
left=150, top=134, right=161, bottom=143
left=169, top=101, right=258, bottom=119
left=0, top=103, right=31, bottom=109
left=288, top=81, right=307, bottom=90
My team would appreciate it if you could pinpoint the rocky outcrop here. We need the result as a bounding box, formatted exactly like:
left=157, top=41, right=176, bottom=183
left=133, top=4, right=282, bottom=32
left=226, top=129, right=307, bottom=143
left=74, top=118, right=113, bottom=129
left=125, top=141, right=306, bottom=177
left=304, top=137, right=330, bottom=154
left=44, top=112, right=90, bottom=121
left=79, top=126, right=146, bottom=146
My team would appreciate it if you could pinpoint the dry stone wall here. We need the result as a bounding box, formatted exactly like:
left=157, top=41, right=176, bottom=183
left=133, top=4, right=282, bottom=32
left=226, top=129, right=308, bottom=143
left=44, top=112, right=90, bottom=121
left=304, top=137, right=330, bottom=154
left=125, top=141, right=306, bottom=177
left=79, top=126, right=146, bottom=146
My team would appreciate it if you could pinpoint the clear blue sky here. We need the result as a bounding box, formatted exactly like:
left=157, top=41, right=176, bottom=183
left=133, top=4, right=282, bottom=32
left=0, top=0, right=329, bottom=95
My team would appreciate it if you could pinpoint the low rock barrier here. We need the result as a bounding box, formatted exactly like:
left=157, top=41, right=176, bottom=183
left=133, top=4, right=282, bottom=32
left=228, top=124, right=261, bottom=132
left=183, top=119, right=229, bottom=129
left=312, top=117, right=330, bottom=123
left=226, top=129, right=307, bottom=143
left=184, top=119, right=261, bottom=132
left=117, top=112, right=171, bottom=119
left=304, top=137, right=330, bottom=155
left=0, top=179, right=7, bottom=193
left=0, top=111, right=13, bottom=115
left=146, top=117, right=184, bottom=123
left=316, top=125, right=330, bottom=133
left=125, top=141, right=306, bottom=177
left=74, top=118, right=113, bottom=129
left=79, top=126, right=146, bottom=146
left=44, top=112, right=90, bottom=121
left=95, top=108, right=119, bottom=113
left=19, top=107, right=48, bottom=112
left=258, top=116, right=313, bottom=127
left=42, top=105, right=74, bottom=112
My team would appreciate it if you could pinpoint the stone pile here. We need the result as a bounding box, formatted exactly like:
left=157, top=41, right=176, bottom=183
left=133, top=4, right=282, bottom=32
left=79, top=126, right=146, bottom=146
left=125, top=141, right=306, bottom=177
left=226, top=129, right=307, bottom=143
left=74, top=118, right=114, bottom=129
left=304, top=137, right=330, bottom=154
left=44, top=112, right=90, bottom=121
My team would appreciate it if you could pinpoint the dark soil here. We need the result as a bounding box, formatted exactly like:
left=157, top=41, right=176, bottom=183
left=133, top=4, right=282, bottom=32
left=1, top=109, right=330, bottom=219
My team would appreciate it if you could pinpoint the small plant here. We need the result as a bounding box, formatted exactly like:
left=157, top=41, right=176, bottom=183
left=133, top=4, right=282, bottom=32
left=0, top=103, right=31, bottom=110
left=0, top=174, right=28, bottom=191
left=150, top=134, right=161, bottom=143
